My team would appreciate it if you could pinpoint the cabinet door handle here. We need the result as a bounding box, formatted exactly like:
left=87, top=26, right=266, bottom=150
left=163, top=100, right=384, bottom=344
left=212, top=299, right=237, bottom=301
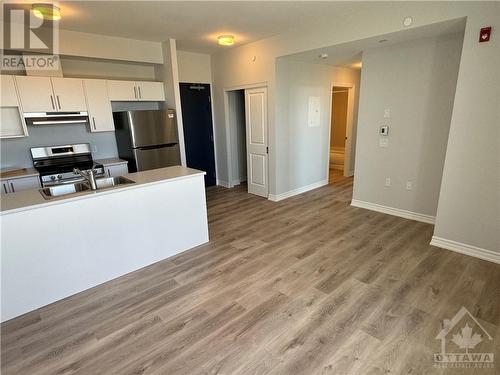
left=50, top=95, right=55, bottom=110
left=92, top=117, right=96, bottom=130
left=134, top=86, right=137, bottom=99
left=107, top=169, right=111, bottom=177
left=138, top=86, right=142, bottom=99
left=3, top=183, right=8, bottom=194
left=56, top=95, right=62, bottom=110
left=10, top=182, right=15, bottom=193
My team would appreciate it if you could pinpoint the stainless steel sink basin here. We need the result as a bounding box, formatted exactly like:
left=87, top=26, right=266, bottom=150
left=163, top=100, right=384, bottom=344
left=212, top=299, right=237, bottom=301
left=40, top=182, right=91, bottom=199
left=40, top=176, right=135, bottom=200
left=95, top=176, right=135, bottom=189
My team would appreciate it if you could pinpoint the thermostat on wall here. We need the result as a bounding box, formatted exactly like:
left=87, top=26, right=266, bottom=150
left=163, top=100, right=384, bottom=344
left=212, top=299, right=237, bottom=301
left=380, top=125, right=389, bottom=136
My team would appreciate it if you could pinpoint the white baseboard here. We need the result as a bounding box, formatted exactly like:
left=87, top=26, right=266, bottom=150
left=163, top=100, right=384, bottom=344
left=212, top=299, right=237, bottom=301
left=232, top=177, right=247, bottom=186
left=350, top=199, right=436, bottom=224
left=269, top=179, right=328, bottom=202
left=430, top=236, right=500, bottom=264
left=216, top=179, right=230, bottom=188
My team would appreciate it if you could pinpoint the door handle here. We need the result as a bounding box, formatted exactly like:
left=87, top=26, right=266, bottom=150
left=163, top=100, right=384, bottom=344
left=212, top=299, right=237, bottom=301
left=92, top=117, right=96, bottom=130
left=50, top=95, right=55, bottom=110
left=3, top=183, right=8, bottom=194
left=138, top=86, right=142, bottom=99
left=56, top=95, right=62, bottom=110
left=10, top=182, right=15, bottom=193
left=134, top=86, right=137, bottom=100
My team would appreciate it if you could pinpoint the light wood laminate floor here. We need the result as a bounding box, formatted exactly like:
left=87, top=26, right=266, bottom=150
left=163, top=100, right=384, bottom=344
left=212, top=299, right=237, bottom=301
left=2, top=177, right=499, bottom=374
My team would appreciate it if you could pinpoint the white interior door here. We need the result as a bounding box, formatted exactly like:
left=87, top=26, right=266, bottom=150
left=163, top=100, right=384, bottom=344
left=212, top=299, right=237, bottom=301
left=245, top=87, right=268, bottom=197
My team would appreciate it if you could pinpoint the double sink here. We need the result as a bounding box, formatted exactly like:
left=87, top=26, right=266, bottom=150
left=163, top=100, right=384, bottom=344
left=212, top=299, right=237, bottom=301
left=40, top=176, right=135, bottom=200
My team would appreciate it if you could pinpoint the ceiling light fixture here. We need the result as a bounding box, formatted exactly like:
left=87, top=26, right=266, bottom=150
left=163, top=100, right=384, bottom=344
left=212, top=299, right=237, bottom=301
left=217, top=35, right=235, bottom=46
left=403, top=16, right=413, bottom=27
left=32, top=3, right=61, bottom=20
left=319, top=53, right=329, bottom=59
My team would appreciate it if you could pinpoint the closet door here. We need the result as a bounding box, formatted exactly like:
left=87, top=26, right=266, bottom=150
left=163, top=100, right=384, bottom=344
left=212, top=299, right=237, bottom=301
left=245, top=87, right=269, bottom=198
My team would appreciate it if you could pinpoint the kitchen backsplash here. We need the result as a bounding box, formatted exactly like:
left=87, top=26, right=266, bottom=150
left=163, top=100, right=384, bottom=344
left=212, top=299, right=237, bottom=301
left=0, top=102, right=161, bottom=169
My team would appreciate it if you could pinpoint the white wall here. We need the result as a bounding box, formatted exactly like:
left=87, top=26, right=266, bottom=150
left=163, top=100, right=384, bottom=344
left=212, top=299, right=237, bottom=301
left=352, top=33, right=463, bottom=218
left=60, top=56, right=157, bottom=81
left=0, top=27, right=163, bottom=64
left=433, top=11, right=500, bottom=254
left=155, top=39, right=187, bottom=166
left=275, top=60, right=360, bottom=193
left=177, top=51, right=212, bottom=83
left=211, top=2, right=499, bottom=259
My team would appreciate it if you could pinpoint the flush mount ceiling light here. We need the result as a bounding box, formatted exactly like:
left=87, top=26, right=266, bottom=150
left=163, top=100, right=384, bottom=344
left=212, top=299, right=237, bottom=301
left=403, top=16, right=413, bottom=27
left=32, top=3, right=61, bottom=20
left=378, top=39, right=388, bottom=43
left=217, top=35, right=234, bottom=46
left=319, top=53, right=329, bottom=59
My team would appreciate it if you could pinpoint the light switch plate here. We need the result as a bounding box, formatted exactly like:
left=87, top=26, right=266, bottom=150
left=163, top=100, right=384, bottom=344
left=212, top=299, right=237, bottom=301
left=380, top=125, right=389, bottom=136
left=379, top=137, right=389, bottom=147
left=385, top=178, right=391, bottom=187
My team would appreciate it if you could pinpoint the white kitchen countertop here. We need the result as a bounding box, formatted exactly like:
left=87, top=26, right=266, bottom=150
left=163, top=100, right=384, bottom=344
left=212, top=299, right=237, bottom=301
left=0, top=166, right=205, bottom=215
left=95, top=158, right=128, bottom=166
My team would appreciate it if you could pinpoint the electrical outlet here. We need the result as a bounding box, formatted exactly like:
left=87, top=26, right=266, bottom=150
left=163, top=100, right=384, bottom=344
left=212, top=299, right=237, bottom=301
left=384, top=108, right=391, bottom=118
left=91, top=145, right=98, bottom=153
left=379, top=137, right=389, bottom=147
left=406, top=181, right=413, bottom=190
left=385, top=178, right=391, bottom=187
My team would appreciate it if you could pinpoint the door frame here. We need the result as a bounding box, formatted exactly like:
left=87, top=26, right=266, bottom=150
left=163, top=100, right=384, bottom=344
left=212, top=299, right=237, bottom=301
left=327, top=82, right=356, bottom=179
left=223, top=81, right=268, bottom=189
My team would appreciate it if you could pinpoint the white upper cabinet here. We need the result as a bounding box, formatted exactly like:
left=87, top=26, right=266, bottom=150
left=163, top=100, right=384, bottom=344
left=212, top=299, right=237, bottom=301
left=15, top=76, right=86, bottom=113
left=51, top=78, right=87, bottom=112
left=83, top=79, right=115, bottom=132
left=136, top=81, right=165, bottom=101
left=0, top=75, right=28, bottom=138
left=107, top=80, right=165, bottom=101
left=1, top=75, right=19, bottom=106
left=14, top=76, right=55, bottom=112
left=107, top=80, right=137, bottom=101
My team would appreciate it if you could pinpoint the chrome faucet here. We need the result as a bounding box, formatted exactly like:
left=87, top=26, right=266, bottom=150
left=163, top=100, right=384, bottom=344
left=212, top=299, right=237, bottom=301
left=73, top=165, right=99, bottom=190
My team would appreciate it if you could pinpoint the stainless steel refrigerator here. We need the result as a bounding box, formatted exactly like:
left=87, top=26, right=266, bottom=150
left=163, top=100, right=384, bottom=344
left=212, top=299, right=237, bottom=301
left=113, top=109, right=181, bottom=172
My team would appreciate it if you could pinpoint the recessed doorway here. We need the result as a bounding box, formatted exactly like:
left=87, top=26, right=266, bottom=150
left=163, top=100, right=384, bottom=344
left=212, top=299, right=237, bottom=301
left=328, top=83, right=355, bottom=184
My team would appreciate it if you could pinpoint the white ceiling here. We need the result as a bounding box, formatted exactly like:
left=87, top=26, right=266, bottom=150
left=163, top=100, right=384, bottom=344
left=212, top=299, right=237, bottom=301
left=46, top=1, right=370, bottom=53
left=283, top=17, right=466, bottom=68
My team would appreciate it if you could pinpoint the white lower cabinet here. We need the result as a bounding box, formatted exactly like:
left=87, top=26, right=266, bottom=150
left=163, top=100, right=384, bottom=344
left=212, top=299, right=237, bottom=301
left=1, top=176, right=40, bottom=195
left=104, top=163, right=129, bottom=177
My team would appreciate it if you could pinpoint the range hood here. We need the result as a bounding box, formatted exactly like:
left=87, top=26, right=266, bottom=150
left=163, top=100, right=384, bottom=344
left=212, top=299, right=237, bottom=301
left=24, top=112, right=89, bottom=126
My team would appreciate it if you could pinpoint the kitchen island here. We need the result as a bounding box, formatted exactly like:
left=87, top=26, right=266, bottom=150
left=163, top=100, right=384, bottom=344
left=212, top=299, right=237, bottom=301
left=0, top=166, right=208, bottom=322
